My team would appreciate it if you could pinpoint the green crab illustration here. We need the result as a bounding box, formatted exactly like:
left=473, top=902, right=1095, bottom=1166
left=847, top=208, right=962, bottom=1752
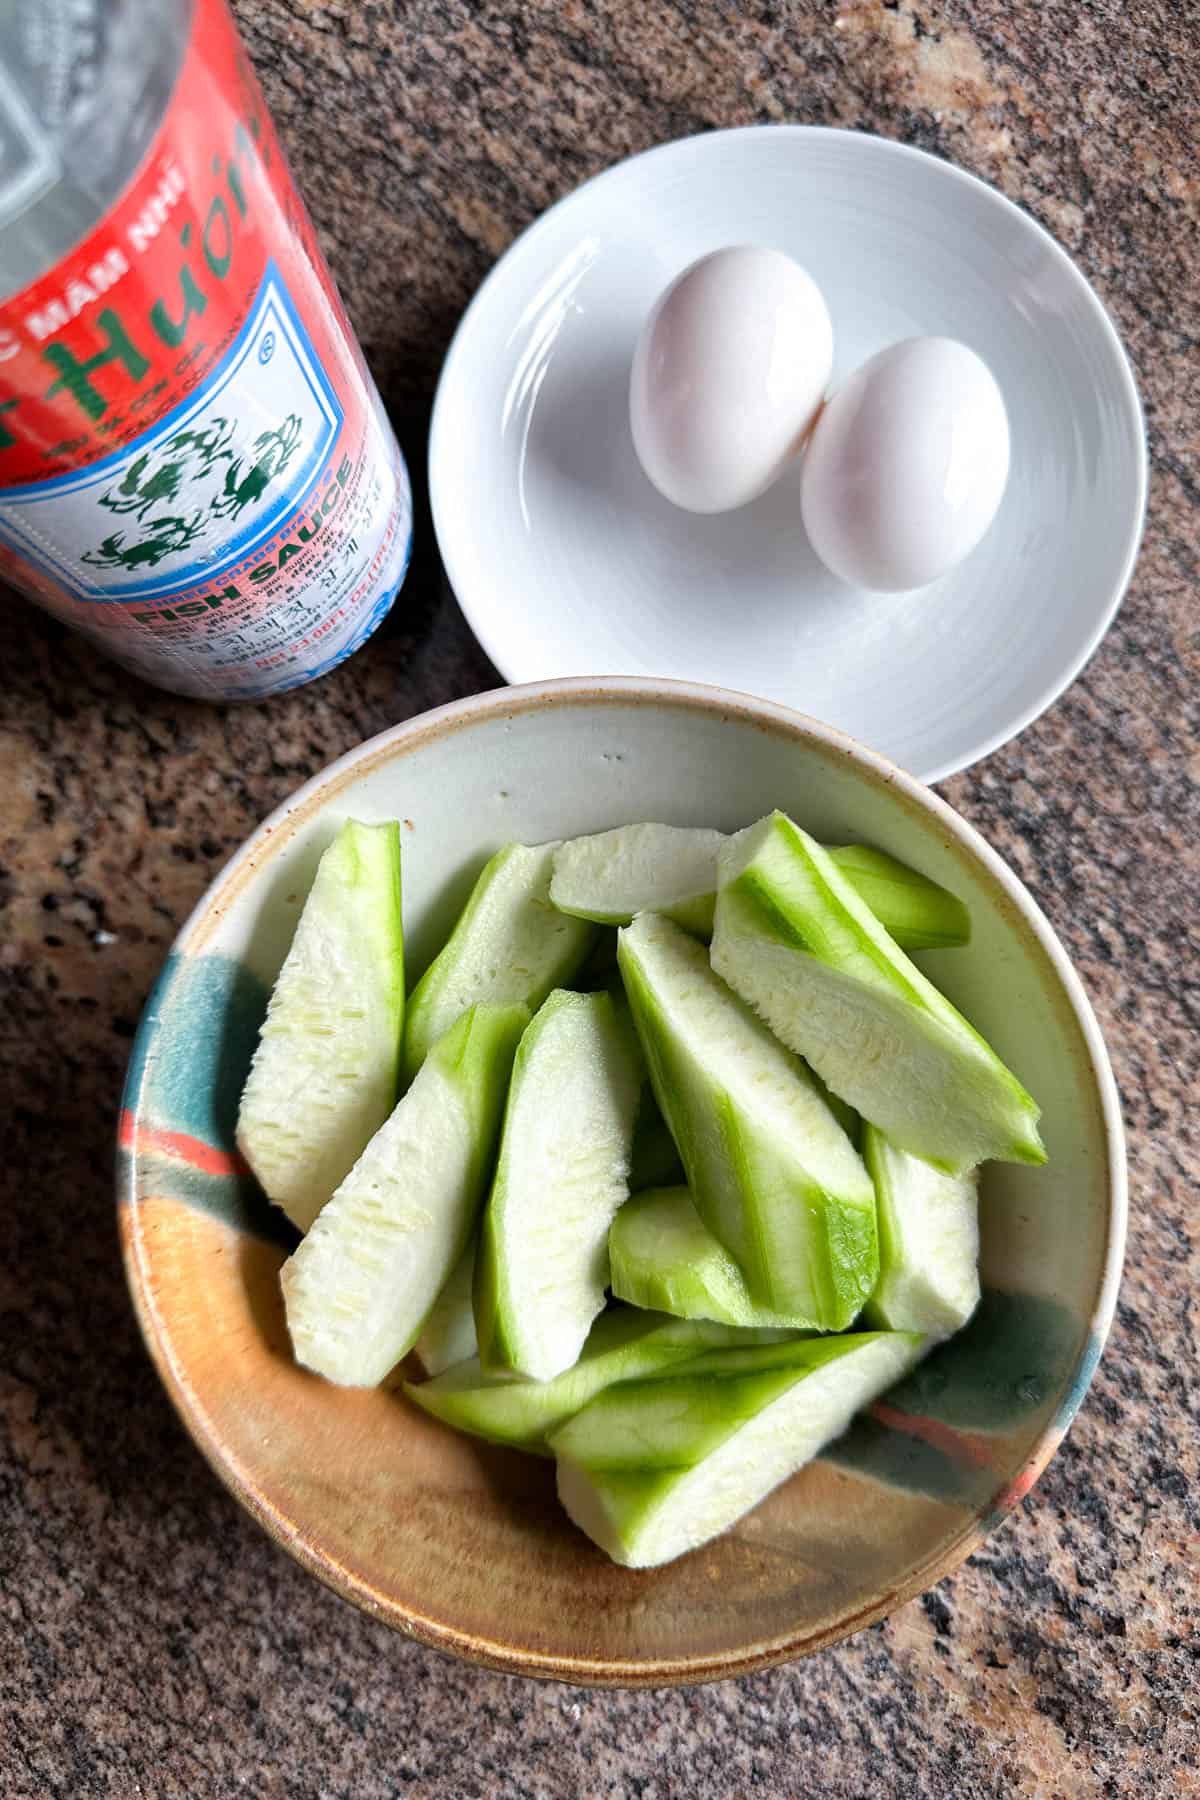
left=210, top=414, right=304, bottom=521
left=82, top=409, right=306, bottom=576
left=81, top=510, right=207, bottom=572
left=98, top=418, right=236, bottom=523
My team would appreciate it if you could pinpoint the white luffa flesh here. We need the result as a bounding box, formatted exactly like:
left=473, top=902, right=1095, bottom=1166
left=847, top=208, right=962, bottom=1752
left=864, top=1128, right=980, bottom=1336
left=281, top=998, right=529, bottom=1387
left=477, top=991, right=641, bottom=1380
left=237, top=820, right=403, bottom=1232
left=712, top=935, right=1034, bottom=1174
left=413, top=1240, right=479, bottom=1376
left=550, top=824, right=726, bottom=933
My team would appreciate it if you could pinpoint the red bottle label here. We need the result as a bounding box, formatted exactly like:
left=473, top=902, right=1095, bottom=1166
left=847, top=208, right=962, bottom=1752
left=0, top=0, right=410, bottom=697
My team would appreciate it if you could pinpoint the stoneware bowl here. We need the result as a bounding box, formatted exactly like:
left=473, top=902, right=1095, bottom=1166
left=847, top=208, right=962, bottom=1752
left=119, top=678, right=1125, bottom=1686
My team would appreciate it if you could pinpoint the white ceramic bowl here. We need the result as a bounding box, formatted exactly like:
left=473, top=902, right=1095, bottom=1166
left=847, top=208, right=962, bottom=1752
left=121, top=678, right=1125, bottom=1684
left=430, top=128, right=1146, bottom=782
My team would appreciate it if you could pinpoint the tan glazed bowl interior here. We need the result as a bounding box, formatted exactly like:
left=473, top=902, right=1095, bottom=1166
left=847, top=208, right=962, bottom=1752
left=119, top=678, right=1125, bottom=1686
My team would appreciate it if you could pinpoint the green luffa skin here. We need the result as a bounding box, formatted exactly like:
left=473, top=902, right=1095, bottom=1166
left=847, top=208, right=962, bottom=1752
left=473, top=989, right=643, bottom=1381
left=823, top=844, right=970, bottom=952
left=616, top=913, right=878, bottom=1329
left=549, top=822, right=970, bottom=950
left=609, top=1185, right=824, bottom=1330
left=712, top=812, right=1046, bottom=1175
left=281, top=1001, right=528, bottom=1387
left=551, top=1331, right=925, bottom=1568
left=405, top=1307, right=790, bottom=1455
left=403, top=842, right=595, bottom=1083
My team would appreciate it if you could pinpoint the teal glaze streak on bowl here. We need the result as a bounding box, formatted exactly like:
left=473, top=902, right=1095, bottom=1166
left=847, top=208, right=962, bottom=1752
left=884, top=1291, right=1081, bottom=1432
left=823, top=1414, right=996, bottom=1508
left=1051, top=1327, right=1107, bottom=1437
left=119, top=951, right=292, bottom=1247
left=821, top=1290, right=1081, bottom=1504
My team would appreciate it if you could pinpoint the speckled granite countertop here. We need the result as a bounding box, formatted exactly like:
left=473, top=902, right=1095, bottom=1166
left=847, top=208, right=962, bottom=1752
left=2, top=1, right=1197, bottom=1794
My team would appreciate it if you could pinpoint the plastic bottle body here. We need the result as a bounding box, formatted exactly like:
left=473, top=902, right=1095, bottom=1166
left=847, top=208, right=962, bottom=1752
left=0, top=0, right=411, bottom=697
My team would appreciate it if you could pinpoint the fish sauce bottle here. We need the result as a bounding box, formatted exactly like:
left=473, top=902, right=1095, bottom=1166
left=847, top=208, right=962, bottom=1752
left=0, top=0, right=412, bottom=697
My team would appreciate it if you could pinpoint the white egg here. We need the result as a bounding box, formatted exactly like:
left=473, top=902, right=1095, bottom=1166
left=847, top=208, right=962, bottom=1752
left=630, top=246, right=834, bottom=515
left=800, top=337, right=1011, bottom=592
